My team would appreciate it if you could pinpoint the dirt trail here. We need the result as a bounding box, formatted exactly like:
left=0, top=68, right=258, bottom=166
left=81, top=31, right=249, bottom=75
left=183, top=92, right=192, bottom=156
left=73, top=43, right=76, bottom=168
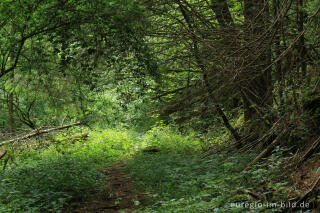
left=73, top=162, right=145, bottom=213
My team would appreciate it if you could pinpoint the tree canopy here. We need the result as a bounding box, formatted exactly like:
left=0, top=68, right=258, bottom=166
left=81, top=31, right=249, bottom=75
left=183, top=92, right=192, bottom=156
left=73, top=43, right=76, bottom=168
left=0, top=0, right=320, bottom=210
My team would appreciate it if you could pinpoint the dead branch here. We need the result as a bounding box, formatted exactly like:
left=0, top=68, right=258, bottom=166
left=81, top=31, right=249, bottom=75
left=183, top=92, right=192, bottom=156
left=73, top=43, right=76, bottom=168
left=0, top=122, right=82, bottom=147
left=295, top=136, right=320, bottom=167
left=0, top=148, right=7, bottom=160
left=151, top=83, right=197, bottom=100
left=244, top=129, right=288, bottom=171
left=295, top=175, right=320, bottom=208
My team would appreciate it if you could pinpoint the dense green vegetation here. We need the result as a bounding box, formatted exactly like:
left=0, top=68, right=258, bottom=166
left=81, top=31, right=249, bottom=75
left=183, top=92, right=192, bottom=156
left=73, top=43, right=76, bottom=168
left=0, top=126, right=309, bottom=212
left=0, top=128, right=135, bottom=212
left=1, top=0, right=320, bottom=212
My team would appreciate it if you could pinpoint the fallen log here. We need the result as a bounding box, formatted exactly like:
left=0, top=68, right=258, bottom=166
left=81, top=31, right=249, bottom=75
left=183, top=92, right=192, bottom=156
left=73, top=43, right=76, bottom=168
left=0, top=122, right=82, bottom=147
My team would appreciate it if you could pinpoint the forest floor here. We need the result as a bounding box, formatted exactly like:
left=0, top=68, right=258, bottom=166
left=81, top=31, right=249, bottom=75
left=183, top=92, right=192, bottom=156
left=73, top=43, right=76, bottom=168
left=2, top=128, right=319, bottom=212
left=73, top=162, right=146, bottom=213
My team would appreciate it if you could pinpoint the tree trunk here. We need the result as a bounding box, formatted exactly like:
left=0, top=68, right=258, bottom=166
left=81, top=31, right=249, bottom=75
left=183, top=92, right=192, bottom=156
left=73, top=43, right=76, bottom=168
left=8, top=71, right=15, bottom=134
left=242, top=0, right=273, bottom=122
left=296, top=0, right=307, bottom=81
left=210, top=0, right=234, bottom=27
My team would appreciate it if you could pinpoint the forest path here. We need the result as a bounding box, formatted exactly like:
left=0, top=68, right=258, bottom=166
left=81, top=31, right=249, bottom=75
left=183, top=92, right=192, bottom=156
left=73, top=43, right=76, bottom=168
left=73, top=162, right=146, bottom=213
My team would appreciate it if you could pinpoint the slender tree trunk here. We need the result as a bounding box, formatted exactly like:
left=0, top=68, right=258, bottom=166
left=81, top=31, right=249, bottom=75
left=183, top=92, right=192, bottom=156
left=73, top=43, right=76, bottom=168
left=8, top=71, right=15, bottom=134
left=297, top=0, right=307, bottom=80
left=273, top=0, right=285, bottom=108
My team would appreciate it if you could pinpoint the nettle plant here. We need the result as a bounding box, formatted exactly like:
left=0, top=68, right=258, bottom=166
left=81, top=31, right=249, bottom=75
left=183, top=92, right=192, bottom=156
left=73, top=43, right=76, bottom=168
left=245, top=146, right=294, bottom=201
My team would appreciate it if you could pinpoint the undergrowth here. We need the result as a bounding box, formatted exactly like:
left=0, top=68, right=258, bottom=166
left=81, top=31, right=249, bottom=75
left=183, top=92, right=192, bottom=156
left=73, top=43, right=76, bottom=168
left=0, top=128, right=135, bottom=213
left=125, top=151, right=256, bottom=212
left=0, top=125, right=309, bottom=212
left=124, top=127, right=305, bottom=212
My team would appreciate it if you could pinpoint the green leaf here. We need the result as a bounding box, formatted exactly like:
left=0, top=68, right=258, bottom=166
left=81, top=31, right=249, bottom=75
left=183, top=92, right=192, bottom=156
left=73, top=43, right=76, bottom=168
left=134, top=200, right=140, bottom=206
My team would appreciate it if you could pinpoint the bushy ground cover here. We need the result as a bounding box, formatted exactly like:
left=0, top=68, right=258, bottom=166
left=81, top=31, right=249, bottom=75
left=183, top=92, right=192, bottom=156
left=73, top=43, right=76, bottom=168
left=0, top=126, right=307, bottom=212
left=0, top=128, right=135, bottom=213
left=125, top=127, right=305, bottom=213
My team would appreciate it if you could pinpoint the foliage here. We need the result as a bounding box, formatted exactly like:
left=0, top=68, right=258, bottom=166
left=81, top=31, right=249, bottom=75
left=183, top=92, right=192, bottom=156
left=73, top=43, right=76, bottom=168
left=0, top=0, right=153, bottom=130
left=139, top=121, right=202, bottom=153
left=0, top=0, right=319, bottom=212
left=0, top=128, right=135, bottom=212
left=125, top=133, right=299, bottom=212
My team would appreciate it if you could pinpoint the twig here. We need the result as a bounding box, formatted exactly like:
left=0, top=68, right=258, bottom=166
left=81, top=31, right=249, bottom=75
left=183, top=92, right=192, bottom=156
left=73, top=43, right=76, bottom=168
left=244, top=129, right=288, bottom=171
